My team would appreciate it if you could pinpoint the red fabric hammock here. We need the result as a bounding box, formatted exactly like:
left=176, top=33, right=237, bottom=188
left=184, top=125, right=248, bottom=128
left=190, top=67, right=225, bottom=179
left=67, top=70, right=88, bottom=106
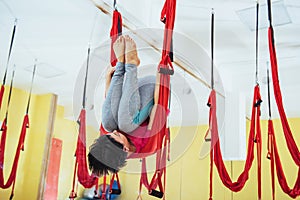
left=266, top=0, right=300, bottom=166
left=207, top=86, right=262, bottom=200
left=0, top=114, right=29, bottom=199
left=70, top=8, right=123, bottom=200
left=100, top=0, right=175, bottom=199
left=69, top=109, right=98, bottom=199
left=110, top=10, right=122, bottom=67
left=267, top=26, right=300, bottom=166
left=75, top=109, right=98, bottom=188
left=267, top=120, right=300, bottom=199
left=265, top=1, right=300, bottom=198
left=137, top=0, right=176, bottom=198
left=72, top=0, right=175, bottom=198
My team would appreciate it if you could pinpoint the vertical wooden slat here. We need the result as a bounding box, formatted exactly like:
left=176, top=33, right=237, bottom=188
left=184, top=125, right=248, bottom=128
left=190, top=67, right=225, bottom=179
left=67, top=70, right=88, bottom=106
left=37, top=94, right=57, bottom=199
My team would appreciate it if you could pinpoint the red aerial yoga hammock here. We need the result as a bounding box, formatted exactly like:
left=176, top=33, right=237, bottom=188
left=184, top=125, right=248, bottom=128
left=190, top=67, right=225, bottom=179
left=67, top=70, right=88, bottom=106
left=137, top=0, right=175, bottom=199
left=207, top=4, right=262, bottom=200
left=69, top=6, right=124, bottom=200
left=0, top=64, right=36, bottom=200
left=0, top=19, right=17, bottom=110
left=266, top=0, right=300, bottom=199
left=266, top=0, right=300, bottom=166
left=266, top=70, right=300, bottom=199
left=70, top=0, right=176, bottom=198
left=69, top=47, right=98, bottom=199
left=99, top=0, right=176, bottom=199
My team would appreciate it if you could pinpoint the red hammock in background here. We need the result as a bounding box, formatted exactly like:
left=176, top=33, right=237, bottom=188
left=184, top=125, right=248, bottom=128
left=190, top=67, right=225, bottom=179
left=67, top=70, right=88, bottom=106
left=266, top=0, right=300, bottom=199
left=207, top=3, right=262, bottom=199
left=69, top=47, right=98, bottom=199
left=0, top=64, right=36, bottom=200
left=266, top=0, right=300, bottom=166
left=207, top=86, right=262, bottom=200
left=267, top=120, right=300, bottom=199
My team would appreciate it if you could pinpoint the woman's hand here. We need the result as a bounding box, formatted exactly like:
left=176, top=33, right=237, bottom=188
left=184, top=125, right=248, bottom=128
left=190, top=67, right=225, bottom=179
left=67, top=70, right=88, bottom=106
left=106, top=66, right=115, bottom=83
left=105, top=66, right=115, bottom=96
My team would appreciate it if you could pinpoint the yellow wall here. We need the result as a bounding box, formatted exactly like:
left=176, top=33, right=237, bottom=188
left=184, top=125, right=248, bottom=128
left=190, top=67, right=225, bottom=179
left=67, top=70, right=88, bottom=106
left=0, top=86, right=100, bottom=200
left=117, top=119, right=300, bottom=200
left=0, top=86, right=55, bottom=199
left=1, top=86, right=300, bottom=200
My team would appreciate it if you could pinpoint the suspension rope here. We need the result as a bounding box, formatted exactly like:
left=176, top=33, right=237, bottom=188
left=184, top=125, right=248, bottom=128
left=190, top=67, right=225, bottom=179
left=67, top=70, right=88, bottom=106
left=255, top=1, right=259, bottom=84
left=26, top=60, right=37, bottom=114
left=113, top=0, right=117, bottom=10
left=82, top=47, right=90, bottom=109
left=267, top=63, right=271, bottom=119
left=5, top=65, right=16, bottom=120
left=267, top=0, right=272, bottom=26
left=210, top=9, right=214, bottom=90
left=3, top=19, right=17, bottom=86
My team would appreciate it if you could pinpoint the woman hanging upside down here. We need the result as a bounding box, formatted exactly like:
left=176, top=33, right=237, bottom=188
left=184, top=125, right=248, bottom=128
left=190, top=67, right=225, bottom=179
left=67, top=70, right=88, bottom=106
left=88, top=35, right=159, bottom=177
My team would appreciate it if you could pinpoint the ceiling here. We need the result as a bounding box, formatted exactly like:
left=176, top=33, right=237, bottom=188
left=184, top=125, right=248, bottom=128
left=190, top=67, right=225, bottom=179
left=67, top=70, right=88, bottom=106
left=1, top=0, right=300, bottom=129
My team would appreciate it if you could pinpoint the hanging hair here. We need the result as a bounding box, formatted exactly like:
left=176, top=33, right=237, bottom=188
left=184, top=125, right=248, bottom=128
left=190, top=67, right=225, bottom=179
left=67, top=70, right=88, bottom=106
left=88, top=135, right=127, bottom=177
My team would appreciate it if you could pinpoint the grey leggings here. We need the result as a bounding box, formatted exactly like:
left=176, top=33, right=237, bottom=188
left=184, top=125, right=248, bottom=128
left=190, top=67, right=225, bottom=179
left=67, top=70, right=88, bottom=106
left=102, top=62, right=155, bottom=133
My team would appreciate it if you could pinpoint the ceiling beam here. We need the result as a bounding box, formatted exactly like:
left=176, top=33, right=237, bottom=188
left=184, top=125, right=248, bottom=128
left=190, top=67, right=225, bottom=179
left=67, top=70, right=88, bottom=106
left=91, top=0, right=225, bottom=98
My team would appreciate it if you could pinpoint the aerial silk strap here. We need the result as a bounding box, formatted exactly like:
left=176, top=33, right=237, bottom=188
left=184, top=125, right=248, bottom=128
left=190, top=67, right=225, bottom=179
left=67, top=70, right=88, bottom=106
left=0, top=62, right=35, bottom=199
left=138, top=136, right=168, bottom=199
left=69, top=161, right=78, bottom=199
left=0, top=19, right=17, bottom=110
left=137, top=0, right=176, bottom=198
left=267, top=0, right=300, bottom=166
left=110, top=9, right=122, bottom=67
left=267, top=120, right=276, bottom=200
left=266, top=67, right=275, bottom=200
left=109, top=173, right=121, bottom=195
left=160, top=0, right=176, bottom=60
left=208, top=86, right=262, bottom=199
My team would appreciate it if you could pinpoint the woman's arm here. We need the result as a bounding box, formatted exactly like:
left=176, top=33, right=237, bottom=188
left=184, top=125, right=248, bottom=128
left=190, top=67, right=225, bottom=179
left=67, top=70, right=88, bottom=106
left=147, top=72, right=160, bottom=130
left=105, top=66, right=116, bottom=96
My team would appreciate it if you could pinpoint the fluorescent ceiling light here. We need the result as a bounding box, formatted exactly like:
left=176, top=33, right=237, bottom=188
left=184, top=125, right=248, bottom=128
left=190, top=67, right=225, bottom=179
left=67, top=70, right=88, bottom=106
left=236, top=1, right=292, bottom=31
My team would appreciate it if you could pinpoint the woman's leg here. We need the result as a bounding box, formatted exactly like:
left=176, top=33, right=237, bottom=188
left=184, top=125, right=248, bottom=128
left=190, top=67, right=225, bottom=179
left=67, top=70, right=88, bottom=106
left=117, top=36, right=155, bottom=133
left=118, top=64, right=155, bottom=133
left=102, top=62, right=125, bottom=132
left=102, top=36, right=126, bottom=132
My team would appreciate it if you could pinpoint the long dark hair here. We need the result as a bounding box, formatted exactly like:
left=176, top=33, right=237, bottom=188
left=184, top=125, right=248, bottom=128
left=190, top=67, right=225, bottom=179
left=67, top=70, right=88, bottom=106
left=88, top=135, right=127, bottom=177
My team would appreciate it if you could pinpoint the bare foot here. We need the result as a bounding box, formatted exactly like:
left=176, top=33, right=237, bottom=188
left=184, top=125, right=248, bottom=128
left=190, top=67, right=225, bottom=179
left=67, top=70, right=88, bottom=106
left=113, top=36, right=125, bottom=63
left=124, top=35, right=140, bottom=66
